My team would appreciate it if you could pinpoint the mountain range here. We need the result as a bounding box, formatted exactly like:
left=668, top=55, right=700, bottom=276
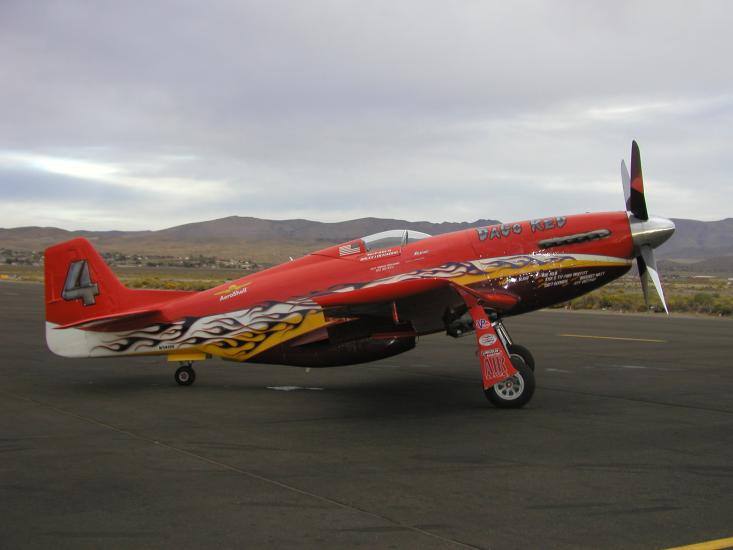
left=0, top=216, right=500, bottom=265
left=1, top=215, right=731, bottom=269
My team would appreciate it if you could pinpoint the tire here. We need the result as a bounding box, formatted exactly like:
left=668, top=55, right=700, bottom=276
left=484, top=355, right=535, bottom=409
left=175, top=365, right=196, bottom=386
left=508, top=344, right=535, bottom=371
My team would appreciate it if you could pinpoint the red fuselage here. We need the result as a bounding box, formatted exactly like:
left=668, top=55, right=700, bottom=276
left=163, top=210, right=633, bottom=322
left=44, top=210, right=635, bottom=366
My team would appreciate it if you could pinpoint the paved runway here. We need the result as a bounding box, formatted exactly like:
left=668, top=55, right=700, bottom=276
left=1, top=281, right=732, bottom=549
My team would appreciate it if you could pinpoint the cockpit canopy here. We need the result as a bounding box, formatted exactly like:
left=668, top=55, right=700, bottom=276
left=361, top=229, right=432, bottom=251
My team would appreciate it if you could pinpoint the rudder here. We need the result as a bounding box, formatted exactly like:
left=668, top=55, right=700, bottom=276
left=45, top=238, right=129, bottom=328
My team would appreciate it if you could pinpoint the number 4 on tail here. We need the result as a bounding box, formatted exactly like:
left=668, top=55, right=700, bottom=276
left=62, top=260, right=99, bottom=306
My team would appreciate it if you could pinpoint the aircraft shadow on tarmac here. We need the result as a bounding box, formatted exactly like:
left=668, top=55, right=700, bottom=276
left=58, top=363, right=498, bottom=418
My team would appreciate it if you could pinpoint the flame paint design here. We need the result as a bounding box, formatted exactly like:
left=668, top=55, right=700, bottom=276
left=313, top=261, right=482, bottom=296
left=88, top=253, right=627, bottom=359
left=312, top=254, right=578, bottom=296
left=92, top=298, right=321, bottom=358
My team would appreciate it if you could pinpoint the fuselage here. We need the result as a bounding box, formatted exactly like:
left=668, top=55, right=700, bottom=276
left=48, top=210, right=641, bottom=364
left=166, top=210, right=634, bottom=318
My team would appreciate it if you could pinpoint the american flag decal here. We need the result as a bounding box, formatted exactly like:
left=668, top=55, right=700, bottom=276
left=338, top=243, right=361, bottom=256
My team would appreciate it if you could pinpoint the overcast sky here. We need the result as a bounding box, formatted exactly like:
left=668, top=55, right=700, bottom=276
left=1, top=1, right=731, bottom=231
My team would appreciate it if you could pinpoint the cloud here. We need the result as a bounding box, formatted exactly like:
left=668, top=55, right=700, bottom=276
left=0, top=0, right=731, bottom=230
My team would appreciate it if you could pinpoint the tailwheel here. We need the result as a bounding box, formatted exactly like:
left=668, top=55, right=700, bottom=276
left=175, top=362, right=196, bottom=386
left=508, top=344, right=535, bottom=371
left=485, top=355, right=535, bottom=409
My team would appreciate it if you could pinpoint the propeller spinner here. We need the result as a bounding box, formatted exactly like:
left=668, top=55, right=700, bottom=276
left=621, top=141, right=675, bottom=313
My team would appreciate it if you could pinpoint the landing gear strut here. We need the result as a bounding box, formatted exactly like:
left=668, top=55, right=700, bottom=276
left=174, top=362, right=196, bottom=386
left=491, top=314, right=535, bottom=371
left=452, top=290, right=538, bottom=408
left=487, top=313, right=536, bottom=407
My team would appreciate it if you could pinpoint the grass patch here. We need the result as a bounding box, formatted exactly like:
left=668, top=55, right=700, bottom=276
left=561, top=275, right=733, bottom=316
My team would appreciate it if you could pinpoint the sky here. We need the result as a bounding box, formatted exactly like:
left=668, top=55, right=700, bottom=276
left=1, top=0, right=731, bottom=231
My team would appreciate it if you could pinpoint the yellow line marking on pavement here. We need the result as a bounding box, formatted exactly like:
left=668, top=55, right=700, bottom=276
left=663, top=536, right=733, bottom=550
left=559, top=333, right=666, bottom=343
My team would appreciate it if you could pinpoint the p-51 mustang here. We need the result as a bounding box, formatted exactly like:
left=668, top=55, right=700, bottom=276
left=45, top=142, right=674, bottom=408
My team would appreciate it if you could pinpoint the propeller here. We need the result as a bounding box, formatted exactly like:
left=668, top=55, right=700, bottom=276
left=622, top=141, right=675, bottom=313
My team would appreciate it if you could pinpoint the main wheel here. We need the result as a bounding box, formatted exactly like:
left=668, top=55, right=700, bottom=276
left=508, top=344, right=535, bottom=371
left=484, top=355, right=535, bottom=409
left=175, top=365, right=196, bottom=386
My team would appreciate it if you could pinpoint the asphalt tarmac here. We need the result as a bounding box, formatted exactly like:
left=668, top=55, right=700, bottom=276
left=1, top=280, right=732, bottom=549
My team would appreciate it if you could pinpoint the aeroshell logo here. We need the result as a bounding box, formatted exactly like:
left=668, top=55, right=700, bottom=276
left=214, top=282, right=251, bottom=302
left=478, top=333, right=497, bottom=347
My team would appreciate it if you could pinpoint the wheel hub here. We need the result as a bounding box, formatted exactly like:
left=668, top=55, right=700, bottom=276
left=494, top=373, right=524, bottom=400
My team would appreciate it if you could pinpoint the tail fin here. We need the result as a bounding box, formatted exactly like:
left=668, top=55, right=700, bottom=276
left=45, top=238, right=130, bottom=327
left=45, top=238, right=193, bottom=357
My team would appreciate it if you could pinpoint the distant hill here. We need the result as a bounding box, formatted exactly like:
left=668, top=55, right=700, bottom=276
left=655, top=218, right=733, bottom=260
left=1, top=215, right=731, bottom=268
left=151, top=216, right=501, bottom=243
left=660, top=255, right=733, bottom=276
left=0, top=216, right=500, bottom=265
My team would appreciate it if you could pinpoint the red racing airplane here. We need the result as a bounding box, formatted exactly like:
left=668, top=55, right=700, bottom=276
left=44, top=142, right=674, bottom=408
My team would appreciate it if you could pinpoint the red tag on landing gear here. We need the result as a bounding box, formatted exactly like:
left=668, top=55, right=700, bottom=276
left=467, top=304, right=517, bottom=389
left=481, top=349, right=509, bottom=379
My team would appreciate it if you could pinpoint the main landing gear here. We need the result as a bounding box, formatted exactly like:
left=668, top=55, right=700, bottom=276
left=174, top=361, right=196, bottom=386
left=482, top=317, right=536, bottom=408
left=453, top=291, right=537, bottom=409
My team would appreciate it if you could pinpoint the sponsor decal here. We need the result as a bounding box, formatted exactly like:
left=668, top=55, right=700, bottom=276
left=538, top=269, right=607, bottom=289
left=474, top=318, right=489, bottom=330
left=370, top=261, right=400, bottom=273
left=413, top=249, right=429, bottom=256
left=214, top=282, right=251, bottom=302
left=572, top=270, right=606, bottom=286
left=478, top=333, right=497, bottom=347
left=359, top=248, right=400, bottom=262
left=482, top=351, right=509, bottom=379
left=339, top=242, right=361, bottom=256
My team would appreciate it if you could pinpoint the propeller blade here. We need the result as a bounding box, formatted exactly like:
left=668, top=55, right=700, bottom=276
left=640, top=245, right=669, bottom=314
left=629, top=140, right=649, bottom=220
left=621, top=159, right=631, bottom=211
left=637, top=253, right=649, bottom=306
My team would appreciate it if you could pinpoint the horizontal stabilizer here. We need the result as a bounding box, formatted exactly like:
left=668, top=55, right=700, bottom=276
left=55, top=307, right=166, bottom=331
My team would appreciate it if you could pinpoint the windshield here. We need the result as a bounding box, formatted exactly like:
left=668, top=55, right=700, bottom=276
left=361, top=229, right=432, bottom=251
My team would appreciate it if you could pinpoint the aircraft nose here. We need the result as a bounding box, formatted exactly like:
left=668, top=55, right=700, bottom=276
left=629, top=215, right=676, bottom=253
